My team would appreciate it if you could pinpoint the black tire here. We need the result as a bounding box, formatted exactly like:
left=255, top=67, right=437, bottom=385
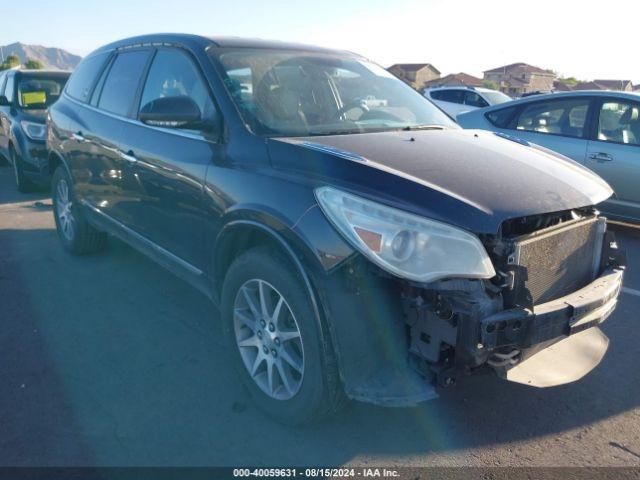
left=10, top=146, right=35, bottom=193
left=221, top=247, right=345, bottom=425
left=52, top=166, right=107, bottom=254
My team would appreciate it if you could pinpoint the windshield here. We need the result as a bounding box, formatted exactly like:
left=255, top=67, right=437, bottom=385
left=482, top=90, right=512, bottom=105
left=210, top=48, right=457, bottom=136
left=17, top=75, right=68, bottom=110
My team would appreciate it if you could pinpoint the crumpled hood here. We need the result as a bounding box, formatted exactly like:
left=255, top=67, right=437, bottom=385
left=268, top=129, right=612, bottom=234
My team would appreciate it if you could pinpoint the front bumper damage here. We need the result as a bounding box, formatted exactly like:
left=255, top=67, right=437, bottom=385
left=484, top=267, right=623, bottom=387
left=320, top=215, right=625, bottom=407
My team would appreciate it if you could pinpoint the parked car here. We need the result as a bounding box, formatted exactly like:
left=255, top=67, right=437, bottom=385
left=47, top=34, right=625, bottom=424
left=458, top=91, right=640, bottom=224
left=424, top=86, right=511, bottom=118
left=0, top=69, right=70, bottom=191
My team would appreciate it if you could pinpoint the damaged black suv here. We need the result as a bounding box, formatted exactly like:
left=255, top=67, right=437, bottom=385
left=47, top=34, right=626, bottom=424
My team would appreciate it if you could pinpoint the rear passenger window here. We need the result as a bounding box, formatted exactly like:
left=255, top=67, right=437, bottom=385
left=515, top=98, right=590, bottom=138
left=431, top=90, right=464, bottom=104
left=97, top=50, right=150, bottom=117
left=464, top=91, right=488, bottom=108
left=139, top=49, right=218, bottom=130
left=66, top=52, right=109, bottom=103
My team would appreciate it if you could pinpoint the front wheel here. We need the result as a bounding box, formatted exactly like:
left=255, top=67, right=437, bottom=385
left=52, top=166, right=107, bottom=254
left=221, top=247, right=344, bottom=424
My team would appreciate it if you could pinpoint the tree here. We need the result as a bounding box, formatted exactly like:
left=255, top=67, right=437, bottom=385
left=482, top=80, right=500, bottom=91
left=0, top=54, right=20, bottom=71
left=24, top=58, right=43, bottom=70
left=558, top=76, right=580, bottom=87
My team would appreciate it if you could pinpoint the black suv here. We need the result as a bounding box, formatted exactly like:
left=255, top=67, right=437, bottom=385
left=0, top=69, right=70, bottom=191
left=47, top=34, right=625, bottom=424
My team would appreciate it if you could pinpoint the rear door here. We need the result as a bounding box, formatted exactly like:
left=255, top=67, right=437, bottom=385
left=585, top=98, right=640, bottom=220
left=118, top=47, right=223, bottom=269
left=507, top=96, right=593, bottom=162
left=81, top=48, right=152, bottom=221
left=429, top=89, right=468, bottom=117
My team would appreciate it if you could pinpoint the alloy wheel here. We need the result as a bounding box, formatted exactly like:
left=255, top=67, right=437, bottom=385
left=233, top=279, right=305, bottom=400
left=56, top=178, right=75, bottom=241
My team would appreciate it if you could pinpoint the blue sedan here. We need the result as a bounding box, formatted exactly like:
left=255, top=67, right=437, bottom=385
left=458, top=91, right=640, bottom=223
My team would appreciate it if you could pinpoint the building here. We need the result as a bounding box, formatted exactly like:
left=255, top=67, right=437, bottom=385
left=553, top=80, right=574, bottom=92
left=483, top=63, right=556, bottom=97
left=387, top=63, right=440, bottom=90
left=573, top=80, right=634, bottom=91
left=592, top=80, right=634, bottom=91
left=424, top=72, right=483, bottom=88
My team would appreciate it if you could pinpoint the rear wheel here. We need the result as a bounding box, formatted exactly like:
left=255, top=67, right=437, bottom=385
left=10, top=146, right=35, bottom=193
left=52, top=166, right=107, bottom=254
left=221, top=247, right=344, bottom=424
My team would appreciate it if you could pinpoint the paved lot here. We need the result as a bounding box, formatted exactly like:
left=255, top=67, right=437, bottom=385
left=0, top=165, right=639, bottom=468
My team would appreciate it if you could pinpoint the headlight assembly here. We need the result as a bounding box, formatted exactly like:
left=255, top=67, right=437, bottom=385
left=20, top=121, right=47, bottom=141
left=315, top=186, right=496, bottom=283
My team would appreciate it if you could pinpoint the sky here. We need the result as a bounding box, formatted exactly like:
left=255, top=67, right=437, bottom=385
left=1, top=0, right=639, bottom=84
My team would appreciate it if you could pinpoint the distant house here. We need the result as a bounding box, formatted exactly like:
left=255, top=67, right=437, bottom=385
left=387, top=63, right=440, bottom=90
left=573, top=80, right=634, bottom=91
left=593, top=80, right=634, bottom=91
left=424, top=72, right=483, bottom=88
left=635, top=84, right=640, bottom=92
left=573, top=81, right=606, bottom=91
left=483, top=62, right=556, bottom=97
left=553, top=80, right=573, bottom=92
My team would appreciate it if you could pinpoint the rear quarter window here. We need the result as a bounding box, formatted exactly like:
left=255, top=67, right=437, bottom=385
left=485, top=105, right=518, bottom=128
left=66, top=52, right=110, bottom=103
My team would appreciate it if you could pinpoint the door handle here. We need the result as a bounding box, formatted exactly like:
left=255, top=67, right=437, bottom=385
left=119, top=150, right=138, bottom=164
left=589, top=152, right=613, bottom=162
left=72, top=131, right=85, bottom=142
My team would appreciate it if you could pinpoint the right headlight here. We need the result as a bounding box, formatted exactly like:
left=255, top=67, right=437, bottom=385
left=315, top=186, right=496, bottom=283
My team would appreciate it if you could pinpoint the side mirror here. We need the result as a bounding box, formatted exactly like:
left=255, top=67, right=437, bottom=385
left=0, top=95, right=10, bottom=107
left=139, top=96, right=201, bottom=129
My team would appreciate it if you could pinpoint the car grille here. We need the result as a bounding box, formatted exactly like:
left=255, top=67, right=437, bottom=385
left=508, top=217, right=605, bottom=306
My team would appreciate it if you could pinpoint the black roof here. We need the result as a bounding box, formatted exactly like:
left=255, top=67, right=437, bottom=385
left=91, top=33, right=360, bottom=58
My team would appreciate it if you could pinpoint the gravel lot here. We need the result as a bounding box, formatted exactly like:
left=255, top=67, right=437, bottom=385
left=0, top=165, right=639, bottom=468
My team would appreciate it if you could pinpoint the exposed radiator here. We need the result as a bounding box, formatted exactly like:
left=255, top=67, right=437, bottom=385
left=508, top=217, right=605, bottom=306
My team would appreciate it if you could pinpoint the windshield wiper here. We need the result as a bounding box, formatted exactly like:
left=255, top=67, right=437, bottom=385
left=401, top=124, right=448, bottom=131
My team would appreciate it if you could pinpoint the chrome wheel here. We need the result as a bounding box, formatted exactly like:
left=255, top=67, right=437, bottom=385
left=56, top=178, right=75, bottom=241
left=233, top=279, right=305, bottom=400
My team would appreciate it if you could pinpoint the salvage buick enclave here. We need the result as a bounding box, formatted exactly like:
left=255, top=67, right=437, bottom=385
left=47, top=34, right=626, bottom=424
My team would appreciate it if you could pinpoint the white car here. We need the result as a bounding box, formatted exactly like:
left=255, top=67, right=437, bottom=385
left=424, top=86, right=512, bottom=119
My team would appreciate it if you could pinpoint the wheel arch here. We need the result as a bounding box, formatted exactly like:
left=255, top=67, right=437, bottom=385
left=48, top=149, right=71, bottom=179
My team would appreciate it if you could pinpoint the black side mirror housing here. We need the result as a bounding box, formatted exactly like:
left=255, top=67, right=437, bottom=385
left=0, top=95, right=10, bottom=107
left=139, top=96, right=202, bottom=129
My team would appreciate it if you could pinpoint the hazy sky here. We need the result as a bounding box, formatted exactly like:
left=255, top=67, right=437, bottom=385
left=1, top=0, right=638, bottom=83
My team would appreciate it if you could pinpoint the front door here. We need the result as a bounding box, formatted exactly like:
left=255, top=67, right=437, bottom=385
left=586, top=98, right=640, bottom=222
left=119, top=47, right=222, bottom=269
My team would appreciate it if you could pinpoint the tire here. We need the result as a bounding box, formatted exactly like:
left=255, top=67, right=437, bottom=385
left=10, top=146, right=35, bottom=193
left=52, top=166, right=107, bottom=254
left=221, top=247, right=345, bottom=425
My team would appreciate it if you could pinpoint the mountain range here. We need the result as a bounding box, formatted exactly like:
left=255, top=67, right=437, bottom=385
left=0, top=42, right=81, bottom=70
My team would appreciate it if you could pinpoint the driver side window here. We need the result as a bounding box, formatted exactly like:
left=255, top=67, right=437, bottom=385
left=139, top=49, right=218, bottom=130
